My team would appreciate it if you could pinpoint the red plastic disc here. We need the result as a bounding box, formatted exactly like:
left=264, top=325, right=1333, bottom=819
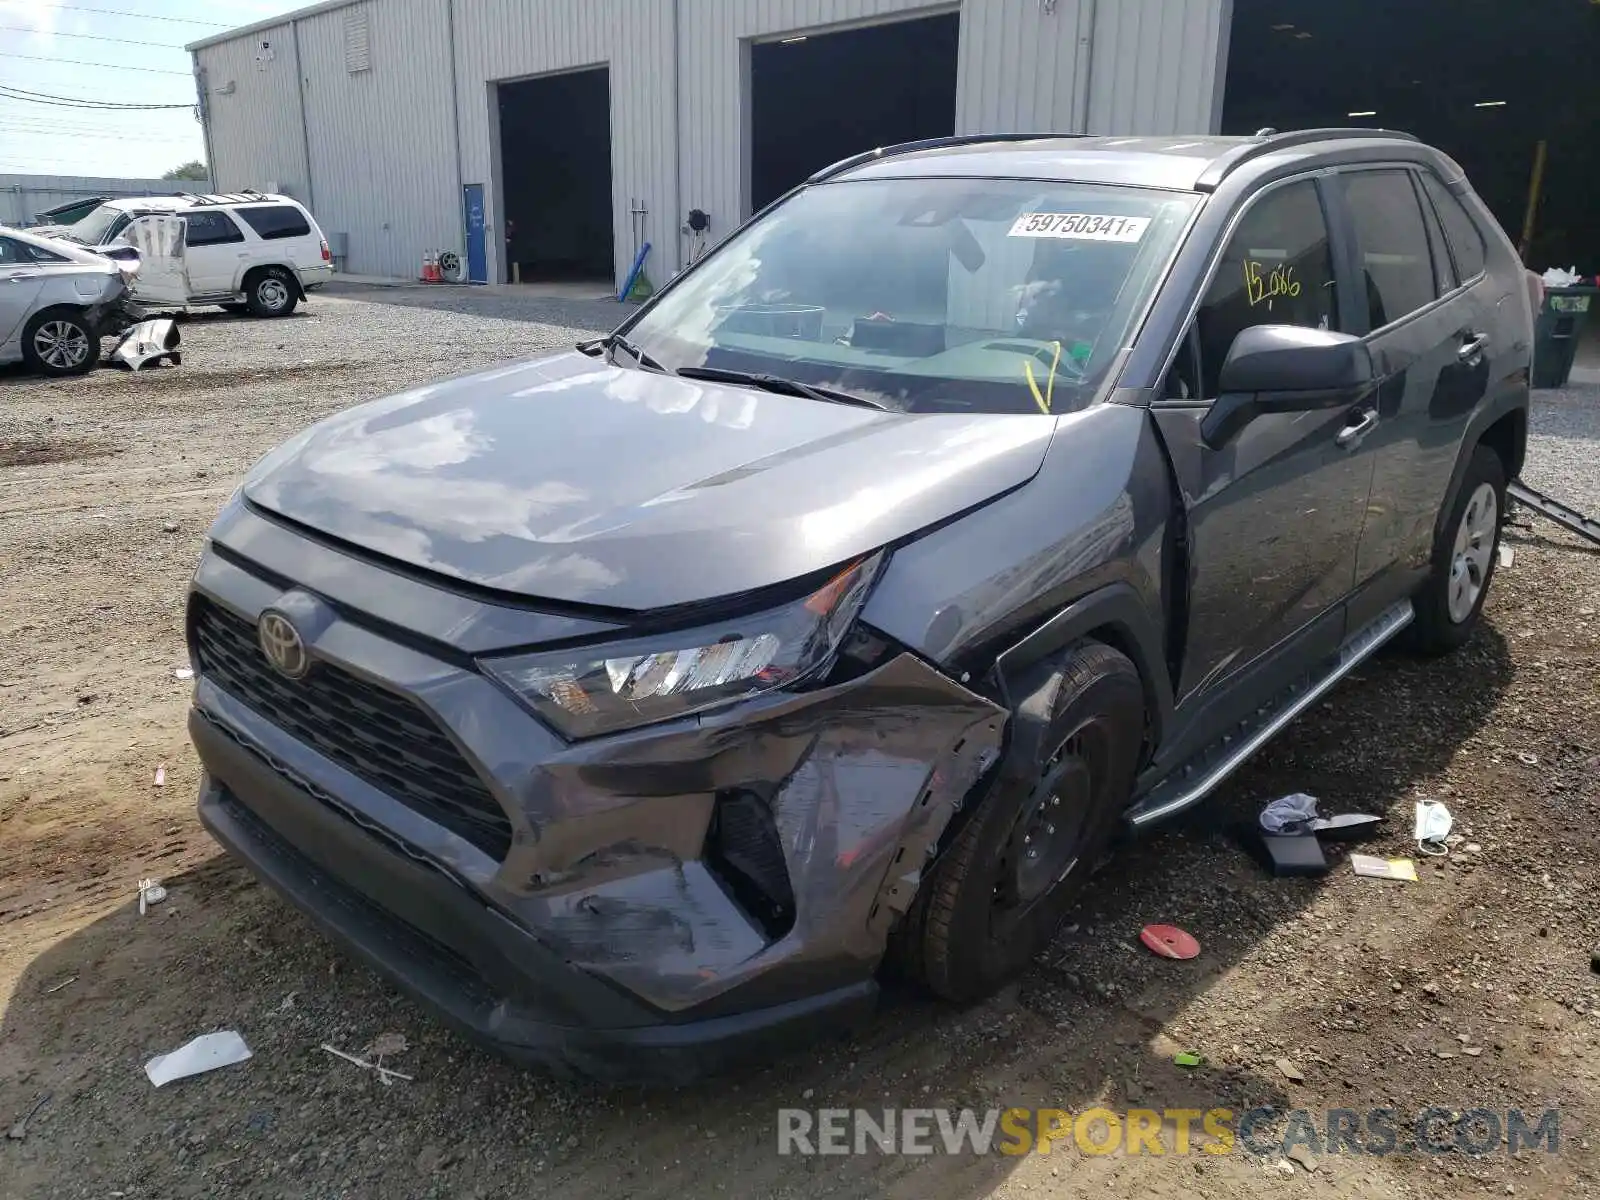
left=1140, top=924, right=1200, bottom=959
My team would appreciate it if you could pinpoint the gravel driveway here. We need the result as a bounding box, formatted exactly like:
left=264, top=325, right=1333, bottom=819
left=1, top=287, right=1596, bottom=1200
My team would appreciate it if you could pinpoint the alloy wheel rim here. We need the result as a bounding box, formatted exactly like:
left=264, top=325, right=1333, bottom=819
left=1447, top=482, right=1498, bottom=624
left=35, top=320, right=90, bottom=369
left=259, top=277, right=289, bottom=309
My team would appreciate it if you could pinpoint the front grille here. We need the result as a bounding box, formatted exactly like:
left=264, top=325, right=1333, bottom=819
left=191, top=597, right=512, bottom=860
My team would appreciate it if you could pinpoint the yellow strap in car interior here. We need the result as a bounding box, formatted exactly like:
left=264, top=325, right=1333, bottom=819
left=1024, top=340, right=1063, bottom=415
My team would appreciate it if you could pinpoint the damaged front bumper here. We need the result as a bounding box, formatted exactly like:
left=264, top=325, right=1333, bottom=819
left=187, top=505, right=1004, bottom=1082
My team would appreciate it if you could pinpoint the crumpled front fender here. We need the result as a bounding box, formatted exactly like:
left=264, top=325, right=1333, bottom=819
left=514, top=653, right=1007, bottom=1015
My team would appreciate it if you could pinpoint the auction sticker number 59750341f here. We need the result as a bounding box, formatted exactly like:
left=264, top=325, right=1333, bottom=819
left=1007, top=212, right=1151, bottom=242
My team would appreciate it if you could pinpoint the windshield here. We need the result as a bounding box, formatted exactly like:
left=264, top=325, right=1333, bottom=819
left=63, top=204, right=124, bottom=246
left=624, top=178, right=1198, bottom=414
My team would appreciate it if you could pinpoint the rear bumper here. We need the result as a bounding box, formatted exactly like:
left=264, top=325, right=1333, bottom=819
left=193, top=707, right=877, bottom=1084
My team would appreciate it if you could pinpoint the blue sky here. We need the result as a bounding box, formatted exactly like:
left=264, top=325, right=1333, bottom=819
left=0, top=0, right=306, bottom=179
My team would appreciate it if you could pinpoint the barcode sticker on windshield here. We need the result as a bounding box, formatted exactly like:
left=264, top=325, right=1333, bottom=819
left=1008, top=213, right=1150, bottom=242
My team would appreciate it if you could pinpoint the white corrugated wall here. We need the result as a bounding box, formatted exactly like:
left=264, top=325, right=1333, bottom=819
left=194, top=24, right=310, bottom=199
left=0, top=175, right=209, bottom=226
left=191, top=0, right=1231, bottom=287
left=295, top=0, right=460, bottom=279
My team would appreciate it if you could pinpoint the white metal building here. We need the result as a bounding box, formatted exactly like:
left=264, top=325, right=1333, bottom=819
left=189, top=0, right=1232, bottom=288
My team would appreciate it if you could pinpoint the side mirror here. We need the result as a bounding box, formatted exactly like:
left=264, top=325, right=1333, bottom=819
left=1201, top=325, right=1374, bottom=448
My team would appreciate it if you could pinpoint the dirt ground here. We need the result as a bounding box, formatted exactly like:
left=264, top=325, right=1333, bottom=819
left=1, top=291, right=1597, bottom=1199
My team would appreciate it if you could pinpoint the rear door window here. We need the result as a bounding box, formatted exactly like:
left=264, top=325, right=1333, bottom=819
left=233, top=204, right=312, bottom=240
left=1194, top=179, right=1339, bottom=398
left=1418, top=171, right=1488, bottom=282
left=1337, top=170, right=1440, bottom=329
left=183, top=211, right=245, bottom=247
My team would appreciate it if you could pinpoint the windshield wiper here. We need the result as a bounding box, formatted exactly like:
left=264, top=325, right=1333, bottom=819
left=675, top=365, right=890, bottom=411
left=576, top=332, right=670, bottom=374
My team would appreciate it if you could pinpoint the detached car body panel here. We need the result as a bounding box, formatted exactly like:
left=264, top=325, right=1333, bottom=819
left=186, top=131, right=1530, bottom=1081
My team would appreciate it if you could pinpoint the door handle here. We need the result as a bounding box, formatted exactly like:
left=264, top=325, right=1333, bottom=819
left=1335, top=407, right=1379, bottom=448
left=1458, top=332, right=1489, bottom=360
left=4, top=271, right=41, bottom=281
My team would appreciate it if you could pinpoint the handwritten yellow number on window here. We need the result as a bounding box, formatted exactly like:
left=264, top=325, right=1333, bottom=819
left=1243, top=260, right=1302, bottom=310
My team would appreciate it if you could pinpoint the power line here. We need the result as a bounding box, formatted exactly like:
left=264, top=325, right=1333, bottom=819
left=0, top=86, right=194, bottom=110
left=17, top=4, right=228, bottom=26
left=0, top=24, right=185, bottom=49
left=0, top=51, right=193, bottom=75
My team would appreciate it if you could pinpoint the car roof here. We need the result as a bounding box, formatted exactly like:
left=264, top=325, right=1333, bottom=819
left=824, top=129, right=1453, bottom=192
left=0, top=224, right=116, bottom=268
left=100, top=192, right=301, bottom=212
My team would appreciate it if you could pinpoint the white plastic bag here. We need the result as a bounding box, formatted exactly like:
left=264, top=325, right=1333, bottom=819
left=1259, top=793, right=1320, bottom=834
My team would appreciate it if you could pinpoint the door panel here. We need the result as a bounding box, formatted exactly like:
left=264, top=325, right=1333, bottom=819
left=463, top=184, right=487, bottom=284
left=121, top=216, right=191, bottom=307
left=1154, top=175, right=1379, bottom=707
left=1154, top=402, right=1374, bottom=701
left=1332, top=169, right=1495, bottom=630
left=177, top=210, right=245, bottom=295
left=0, top=240, right=45, bottom=345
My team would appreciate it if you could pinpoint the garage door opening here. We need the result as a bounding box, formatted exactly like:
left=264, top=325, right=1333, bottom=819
left=496, top=67, right=614, bottom=285
left=749, top=12, right=959, bottom=214
left=1221, top=0, right=1600, bottom=274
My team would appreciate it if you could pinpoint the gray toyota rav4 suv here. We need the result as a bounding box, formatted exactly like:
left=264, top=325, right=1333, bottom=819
left=187, top=129, right=1530, bottom=1082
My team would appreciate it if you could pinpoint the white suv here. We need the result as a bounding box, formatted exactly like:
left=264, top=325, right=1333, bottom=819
left=52, top=191, right=333, bottom=317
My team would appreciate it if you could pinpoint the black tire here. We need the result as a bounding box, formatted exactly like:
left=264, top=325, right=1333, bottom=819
left=904, top=642, right=1144, bottom=1002
left=244, top=267, right=299, bottom=317
left=1406, top=444, right=1506, bottom=655
left=20, top=307, right=98, bottom=377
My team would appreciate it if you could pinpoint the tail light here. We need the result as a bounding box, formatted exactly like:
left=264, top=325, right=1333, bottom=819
left=320, top=239, right=331, bottom=262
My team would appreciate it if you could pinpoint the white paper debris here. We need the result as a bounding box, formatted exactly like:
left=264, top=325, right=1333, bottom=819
left=138, top=879, right=167, bottom=915
left=173, top=668, right=194, bottom=681
left=1541, top=266, right=1582, bottom=288
left=153, top=764, right=166, bottom=787
left=144, top=1031, right=252, bottom=1086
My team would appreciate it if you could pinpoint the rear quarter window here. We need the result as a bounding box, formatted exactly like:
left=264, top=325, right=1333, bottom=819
left=1418, top=172, right=1488, bottom=281
left=233, top=204, right=313, bottom=240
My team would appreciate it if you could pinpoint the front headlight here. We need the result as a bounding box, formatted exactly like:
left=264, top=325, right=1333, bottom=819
left=482, top=553, right=883, bottom=739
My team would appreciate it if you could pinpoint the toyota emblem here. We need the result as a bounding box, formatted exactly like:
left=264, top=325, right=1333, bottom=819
left=258, top=610, right=310, bottom=679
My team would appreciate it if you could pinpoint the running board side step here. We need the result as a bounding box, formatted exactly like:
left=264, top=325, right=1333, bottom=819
left=1508, top=480, right=1600, bottom=547
left=1124, top=600, right=1414, bottom=829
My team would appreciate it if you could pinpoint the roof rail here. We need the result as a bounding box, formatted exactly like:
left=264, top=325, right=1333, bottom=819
left=1194, top=127, right=1421, bottom=191
left=808, top=132, right=1087, bottom=184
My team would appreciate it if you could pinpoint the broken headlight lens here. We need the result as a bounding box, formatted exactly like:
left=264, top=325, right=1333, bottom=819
left=482, top=553, right=883, bottom=739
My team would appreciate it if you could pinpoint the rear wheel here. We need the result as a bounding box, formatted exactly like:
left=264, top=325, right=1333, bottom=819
left=245, top=267, right=298, bottom=317
left=904, top=642, right=1144, bottom=1002
left=21, top=308, right=97, bottom=377
left=1407, top=444, right=1505, bottom=654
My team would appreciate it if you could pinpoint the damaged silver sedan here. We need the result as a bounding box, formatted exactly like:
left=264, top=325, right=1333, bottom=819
left=1, top=220, right=185, bottom=377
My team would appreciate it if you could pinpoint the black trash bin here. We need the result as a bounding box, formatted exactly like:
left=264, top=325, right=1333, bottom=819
left=1532, top=284, right=1597, bottom=389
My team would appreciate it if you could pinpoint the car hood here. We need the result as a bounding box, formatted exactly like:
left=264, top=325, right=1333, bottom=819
left=242, top=353, right=1056, bottom=610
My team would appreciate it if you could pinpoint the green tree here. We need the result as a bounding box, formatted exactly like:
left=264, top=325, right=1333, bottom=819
left=161, top=160, right=208, bottom=182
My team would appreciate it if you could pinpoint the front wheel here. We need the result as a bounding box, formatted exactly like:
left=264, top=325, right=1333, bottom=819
left=21, top=308, right=98, bottom=377
left=904, top=642, right=1144, bottom=1002
left=1406, top=444, right=1506, bottom=655
left=245, top=268, right=299, bottom=317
